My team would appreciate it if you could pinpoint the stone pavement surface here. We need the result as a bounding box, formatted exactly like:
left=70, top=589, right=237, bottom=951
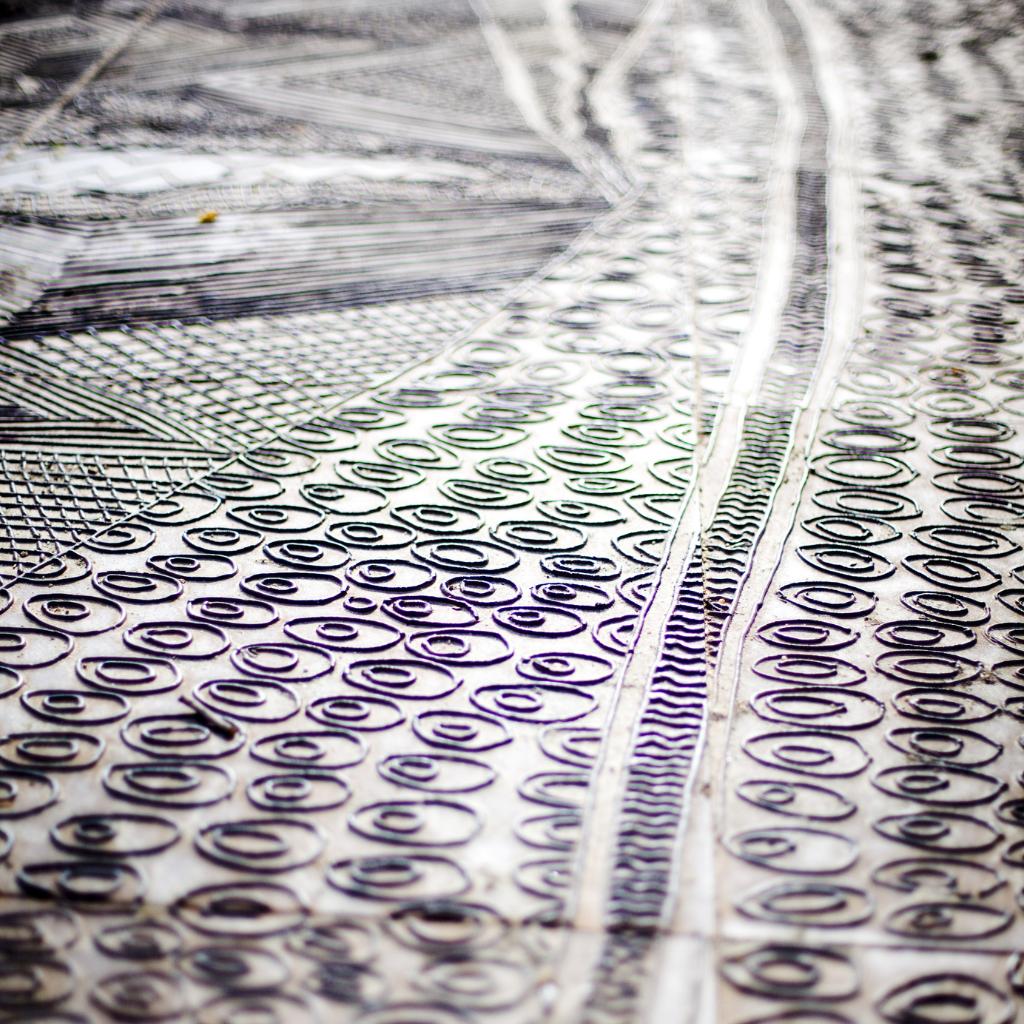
left=1, top=0, right=1024, bottom=1021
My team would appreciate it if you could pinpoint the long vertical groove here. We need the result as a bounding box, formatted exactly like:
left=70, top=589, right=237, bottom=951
left=569, top=0, right=836, bottom=1014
